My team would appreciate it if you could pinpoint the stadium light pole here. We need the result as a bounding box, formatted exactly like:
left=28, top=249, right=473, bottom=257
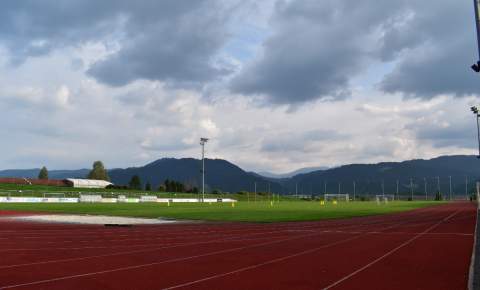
left=410, top=178, right=413, bottom=201
left=472, top=0, right=480, bottom=72
left=466, top=176, right=469, bottom=200
left=471, top=106, right=480, bottom=157
left=424, top=177, right=427, bottom=200
left=353, top=181, right=356, bottom=201
left=396, top=179, right=399, bottom=201
left=449, top=176, right=452, bottom=200
left=200, top=137, right=209, bottom=202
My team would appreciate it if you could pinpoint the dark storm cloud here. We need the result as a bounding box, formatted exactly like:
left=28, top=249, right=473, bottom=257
left=231, top=0, right=479, bottom=104
left=0, top=0, right=230, bottom=86
left=379, top=1, right=479, bottom=98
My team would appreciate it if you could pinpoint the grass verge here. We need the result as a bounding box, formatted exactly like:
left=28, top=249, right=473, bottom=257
left=0, top=201, right=445, bottom=223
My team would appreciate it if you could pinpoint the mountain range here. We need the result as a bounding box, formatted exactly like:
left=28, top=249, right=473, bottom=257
left=1, top=155, right=479, bottom=196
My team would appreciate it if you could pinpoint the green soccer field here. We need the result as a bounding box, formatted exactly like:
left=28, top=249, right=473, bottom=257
left=0, top=201, right=445, bottom=222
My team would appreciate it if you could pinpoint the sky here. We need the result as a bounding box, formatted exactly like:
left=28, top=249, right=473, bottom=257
left=0, top=0, right=479, bottom=173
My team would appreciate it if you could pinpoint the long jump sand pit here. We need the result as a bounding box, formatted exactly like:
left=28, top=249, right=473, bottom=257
left=8, top=214, right=178, bottom=225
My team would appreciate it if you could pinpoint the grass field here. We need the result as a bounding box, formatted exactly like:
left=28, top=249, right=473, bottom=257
left=0, top=201, right=445, bottom=222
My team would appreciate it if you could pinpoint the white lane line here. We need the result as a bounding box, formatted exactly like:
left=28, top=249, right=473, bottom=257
left=159, top=215, right=421, bottom=290
left=0, top=230, right=339, bottom=289
left=162, top=235, right=364, bottom=290
left=322, top=208, right=462, bottom=290
left=0, top=229, right=289, bottom=270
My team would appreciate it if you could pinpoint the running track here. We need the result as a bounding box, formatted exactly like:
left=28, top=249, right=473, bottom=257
left=0, top=202, right=475, bottom=290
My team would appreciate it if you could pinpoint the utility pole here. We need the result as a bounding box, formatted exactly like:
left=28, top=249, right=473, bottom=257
left=424, top=177, right=427, bottom=200
left=396, top=179, right=399, bottom=201
left=381, top=180, right=385, bottom=197
left=353, top=181, right=356, bottom=201
left=465, top=176, right=468, bottom=200
left=338, top=182, right=341, bottom=194
left=436, top=176, right=440, bottom=198
left=200, top=137, right=209, bottom=202
left=295, top=183, right=298, bottom=198
left=324, top=182, right=327, bottom=195
left=254, top=182, right=257, bottom=202
left=410, top=178, right=413, bottom=201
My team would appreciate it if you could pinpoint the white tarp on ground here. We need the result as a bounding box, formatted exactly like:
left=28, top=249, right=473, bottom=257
left=9, top=215, right=177, bottom=225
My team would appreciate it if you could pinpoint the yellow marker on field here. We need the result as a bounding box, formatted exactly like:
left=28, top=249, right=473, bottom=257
left=320, top=200, right=325, bottom=206
left=167, top=201, right=170, bottom=207
left=333, top=200, right=338, bottom=205
left=231, top=202, right=235, bottom=208
left=270, top=201, right=273, bottom=207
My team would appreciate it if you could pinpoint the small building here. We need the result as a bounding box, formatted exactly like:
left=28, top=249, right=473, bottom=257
left=64, top=179, right=112, bottom=189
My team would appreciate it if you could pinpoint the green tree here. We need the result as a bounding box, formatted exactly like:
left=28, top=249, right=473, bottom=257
left=87, top=161, right=110, bottom=181
left=164, top=179, right=170, bottom=191
left=129, top=175, right=142, bottom=190
left=145, top=181, right=151, bottom=191
left=158, top=184, right=166, bottom=192
left=38, top=166, right=48, bottom=180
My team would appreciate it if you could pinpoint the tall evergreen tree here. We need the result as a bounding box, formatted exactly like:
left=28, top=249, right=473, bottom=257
left=38, top=166, right=48, bottom=180
left=145, top=181, right=151, bottom=191
left=129, top=175, right=142, bottom=190
left=87, top=161, right=110, bottom=181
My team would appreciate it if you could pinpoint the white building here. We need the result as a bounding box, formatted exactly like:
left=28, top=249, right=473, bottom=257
left=65, top=178, right=112, bottom=189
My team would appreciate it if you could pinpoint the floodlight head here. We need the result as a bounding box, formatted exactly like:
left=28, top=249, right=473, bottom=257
left=472, top=106, right=479, bottom=114
left=473, top=61, right=480, bottom=73
left=200, top=137, right=209, bottom=145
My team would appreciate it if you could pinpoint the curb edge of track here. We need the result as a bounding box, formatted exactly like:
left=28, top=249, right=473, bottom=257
left=469, top=199, right=479, bottom=290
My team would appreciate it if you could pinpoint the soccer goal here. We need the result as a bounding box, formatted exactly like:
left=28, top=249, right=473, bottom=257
left=324, top=194, right=350, bottom=202
left=376, top=195, right=394, bottom=204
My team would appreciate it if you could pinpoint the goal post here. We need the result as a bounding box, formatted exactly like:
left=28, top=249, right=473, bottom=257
left=324, top=194, right=349, bottom=202
left=376, top=195, right=394, bottom=204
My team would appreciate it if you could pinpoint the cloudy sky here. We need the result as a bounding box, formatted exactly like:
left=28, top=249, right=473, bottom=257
left=0, top=0, right=479, bottom=173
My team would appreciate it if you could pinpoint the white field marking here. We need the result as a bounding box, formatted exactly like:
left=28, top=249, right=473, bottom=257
left=0, top=234, right=287, bottom=253
left=0, top=203, right=439, bottom=236
left=320, top=230, right=473, bottom=237
left=0, top=230, right=349, bottom=289
left=322, top=208, right=463, bottom=290
left=159, top=215, right=429, bottom=290
left=0, top=212, right=418, bottom=289
left=0, top=214, right=419, bottom=247
left=162, top=235, right=365, bottom=290
left=0, top=205, right=442, bottom=253
left=0, top=204, right=437, bottom=248
left=0, top=226, right=305, bottom=247
left=0, top=217, right=415, bottom=252
left=0, top=228, right=309, bottom=269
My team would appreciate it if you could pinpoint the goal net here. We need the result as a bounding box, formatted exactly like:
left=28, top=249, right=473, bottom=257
left=376, top=195, right=394, bottom=204
left=324, top=194, right=349, bottom=202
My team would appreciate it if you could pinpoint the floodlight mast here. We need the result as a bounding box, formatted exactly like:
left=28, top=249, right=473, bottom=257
left=200, top=138, right=209, bottom=202
left=471, top=106, right=480, bottom=157
left=473, top=0, right=480, bottom=72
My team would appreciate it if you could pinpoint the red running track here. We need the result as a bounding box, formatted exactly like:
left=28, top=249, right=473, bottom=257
left=0, top=202, right=475, bottom=290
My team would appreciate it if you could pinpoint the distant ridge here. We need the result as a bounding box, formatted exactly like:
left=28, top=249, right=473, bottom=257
left=1, top=155, right=479, bottom=195
left=257, top=166, right=329, bottom=179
